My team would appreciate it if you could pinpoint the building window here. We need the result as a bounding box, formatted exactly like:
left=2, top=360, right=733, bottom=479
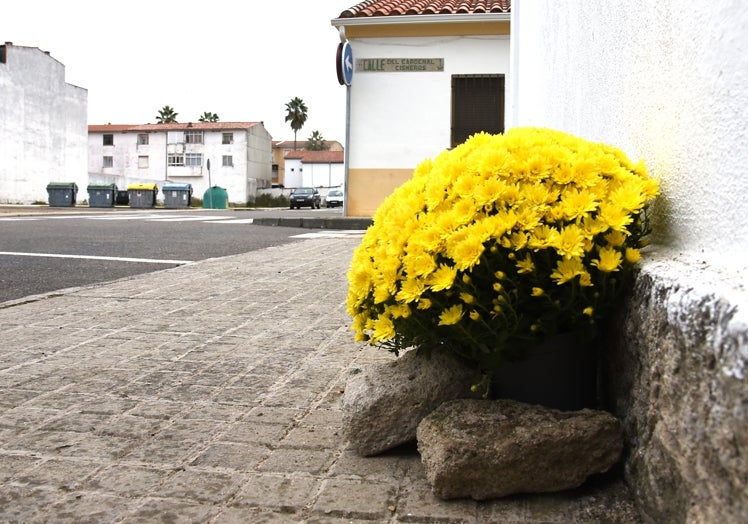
left=103, top=134, right=114, bottom=146
left=138, top=156, right=149, bottom=168
left=222, top=155, right=233, bottom=167
left=103, top=156, right=113, bottom=168
left=167, top=154, right=184, bottom=166
left=185, top=130, right=203, bottom=144
left=451, top=74, right=505, bottom=148
left=137, top=134, right=149, bottom=145
left=222, top=132, right=233, bottom=144
left=185, top=153, right=203, bottom=166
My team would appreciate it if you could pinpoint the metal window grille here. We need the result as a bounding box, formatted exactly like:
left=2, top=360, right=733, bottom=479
left=451, top=74, right=505, bottom=148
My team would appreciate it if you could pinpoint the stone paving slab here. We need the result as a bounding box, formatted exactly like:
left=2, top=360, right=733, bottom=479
left=0, top=237, right=642, bottom=523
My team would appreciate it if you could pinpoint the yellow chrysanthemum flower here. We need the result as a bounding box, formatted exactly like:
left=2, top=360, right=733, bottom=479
left=516, top=253, right=535, bottom=274
left=551, top=257, right=586, bottom=284
left=625, top=247, right=642, bottom=264
left=556, top=224, right=588, bottom=259
left=592, top=246, right=623, bottom=272
left=427, top=264, right=458, bottom=292
left=438, top=304, right=464, bottom=326
left=346, top=127, right=659, bottom=371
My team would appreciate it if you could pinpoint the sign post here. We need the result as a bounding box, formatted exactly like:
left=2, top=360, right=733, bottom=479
left=206, top=158, right=212, bottom=208
left=337, top=41, right=353, bottom=215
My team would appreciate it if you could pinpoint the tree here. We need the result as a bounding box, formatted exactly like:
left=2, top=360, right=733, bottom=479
left=156, top=105, right=178, bottom=123
left=198, top=111, right=219, bottom=122
left=284, top=97, right=308, bottom=150
left=305, top=130, right=328, bottom=151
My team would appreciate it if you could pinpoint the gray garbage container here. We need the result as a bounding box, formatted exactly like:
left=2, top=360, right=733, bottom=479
left=127, top=183, right=158, bottom=208
left=46, top=182, right=78, bottom=207
left=87, top=184, right=116, bottom=208
left=162, top=183, right=192, bottom=208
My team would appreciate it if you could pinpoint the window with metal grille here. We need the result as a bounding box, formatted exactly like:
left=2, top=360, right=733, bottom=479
left=222, top=132, right=233, bottom=144
left=137, top=134, right=149, bottom=145
left=222, top=155, right=233, bottom=167
left=103, top=134, right=114, bottom=146
left=185, top=153, right=202, bottom=166
left=451, top=74, right=505, bottom=148
left=103, top=156, right=113, bottom=168
left=185, top=130, right=203, bottom=144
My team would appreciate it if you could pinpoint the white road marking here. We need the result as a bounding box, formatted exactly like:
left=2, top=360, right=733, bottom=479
left=0, top=251, right=192, bottom=265
left=290, top=230, right=365, bottom=239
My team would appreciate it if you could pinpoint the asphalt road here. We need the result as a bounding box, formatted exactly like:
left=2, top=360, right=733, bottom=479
left=0, top=206, right=348, bottom=305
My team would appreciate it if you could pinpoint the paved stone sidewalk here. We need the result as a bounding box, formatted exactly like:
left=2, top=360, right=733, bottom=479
left=0, top=237, right=641, bottom=523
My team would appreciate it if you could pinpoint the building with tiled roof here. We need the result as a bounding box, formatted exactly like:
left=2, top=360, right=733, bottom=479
left=88, top=122, right=272, bottom=205
left=331, top=1, right=511, bottom=216
left=283, top=150, right=345, bottom=188
left=271, top=140, right=343, bottom=186
left=338, top=0, right=510, bottom=18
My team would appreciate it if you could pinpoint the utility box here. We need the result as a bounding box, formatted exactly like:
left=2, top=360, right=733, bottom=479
left=46, top=182, right=78, bottom=207
left=127, top=183, right=158, bottom=208
left=87, top=184, right=116, bottom=208
left=203, top=186, right=228, bottom=209
left=162, top=183, right=192, bottom=208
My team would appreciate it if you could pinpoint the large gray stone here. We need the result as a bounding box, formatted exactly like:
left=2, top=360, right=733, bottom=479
left=417, top=398, right=623, bottom=500
left=342, top=348, right=480, bottom=456
left=604, top=255, right=748, bottom=523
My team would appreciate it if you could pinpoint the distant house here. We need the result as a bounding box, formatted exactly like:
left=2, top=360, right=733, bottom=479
left=0, top=43, right=87, bottom=204
left=88, top=122, right=272, bottom=204
left=283, top=150, right=345, bottom=188
left=272, top=140, right=343, bottom=187
left=331, top=0, right=511, bottom=216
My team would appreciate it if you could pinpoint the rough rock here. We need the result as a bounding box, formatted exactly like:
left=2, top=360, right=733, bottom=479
left=604, top=257, right=748, bottom=523
left=342, top=348, right=480, bottom=456
left=416, top=398, right=623, bottom=500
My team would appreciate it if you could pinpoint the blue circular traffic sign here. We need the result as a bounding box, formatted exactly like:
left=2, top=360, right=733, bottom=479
left=336, top=41, right=353, bottom=86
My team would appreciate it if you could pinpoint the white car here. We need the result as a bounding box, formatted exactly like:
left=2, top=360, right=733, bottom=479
left=326, top=189, right=344, bottom=208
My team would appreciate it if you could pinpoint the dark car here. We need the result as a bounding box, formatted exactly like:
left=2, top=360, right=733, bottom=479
left=290, top=187, right=321, bottom=209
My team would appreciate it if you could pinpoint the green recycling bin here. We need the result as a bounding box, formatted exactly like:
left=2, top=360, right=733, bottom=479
left=46, top=182, right=78, bottom=207
left=203, top=186, right=228, bottom=209
left=87, top=184, right=116, bottom=208
left=127, top=183, right=158, bottom=208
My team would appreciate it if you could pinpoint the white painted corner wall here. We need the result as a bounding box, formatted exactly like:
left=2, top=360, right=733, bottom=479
left=509, top=1, right=748, bottom=276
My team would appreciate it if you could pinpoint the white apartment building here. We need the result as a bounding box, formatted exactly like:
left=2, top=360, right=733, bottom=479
left=88, top=122, right=273, bottom=204
left=0, top=42, right=88, bottom=204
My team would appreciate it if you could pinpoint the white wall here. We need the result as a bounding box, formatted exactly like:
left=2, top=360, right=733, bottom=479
left=349, top=34, right=510, bottom=169
left=510, top=1, right=748, bottom=275
left=0, top=45, right=87, bottom=203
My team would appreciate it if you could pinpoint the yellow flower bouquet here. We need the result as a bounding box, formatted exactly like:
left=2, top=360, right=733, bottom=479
left=346, top=127, right=659, bottom=379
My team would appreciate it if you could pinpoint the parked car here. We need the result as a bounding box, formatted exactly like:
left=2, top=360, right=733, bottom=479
left=326, top=189, right=344, bottom=208
left=290, top=187, right=321, bottom=209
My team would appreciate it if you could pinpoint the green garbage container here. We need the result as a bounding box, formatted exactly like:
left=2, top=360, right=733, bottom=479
left=46, top=182, right=78, bottom=207
left=127, top=183, right=158, bottom=208
left=203, top=186, right=228, bottom=209
left=163, top=183, right=193, bottom=208
left=87, top=184, right=116, bottom=208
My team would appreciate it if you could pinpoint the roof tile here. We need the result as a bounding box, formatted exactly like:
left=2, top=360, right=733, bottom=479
left=339, top=0, right=510, bottom=18
left=88, top=122, right=262, bottom=133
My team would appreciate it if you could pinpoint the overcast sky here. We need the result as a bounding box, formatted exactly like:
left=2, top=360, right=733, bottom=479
left=2, top=0, right=355, bottom=143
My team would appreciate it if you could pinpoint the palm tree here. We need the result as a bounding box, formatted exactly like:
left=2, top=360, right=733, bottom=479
left=156, top=105, right=178, bottom=123
left=198, top=111, right=219, bottom=122
left=284, top=97, right=308, bottom=150
left=306, top=130, right=328, bottom=151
